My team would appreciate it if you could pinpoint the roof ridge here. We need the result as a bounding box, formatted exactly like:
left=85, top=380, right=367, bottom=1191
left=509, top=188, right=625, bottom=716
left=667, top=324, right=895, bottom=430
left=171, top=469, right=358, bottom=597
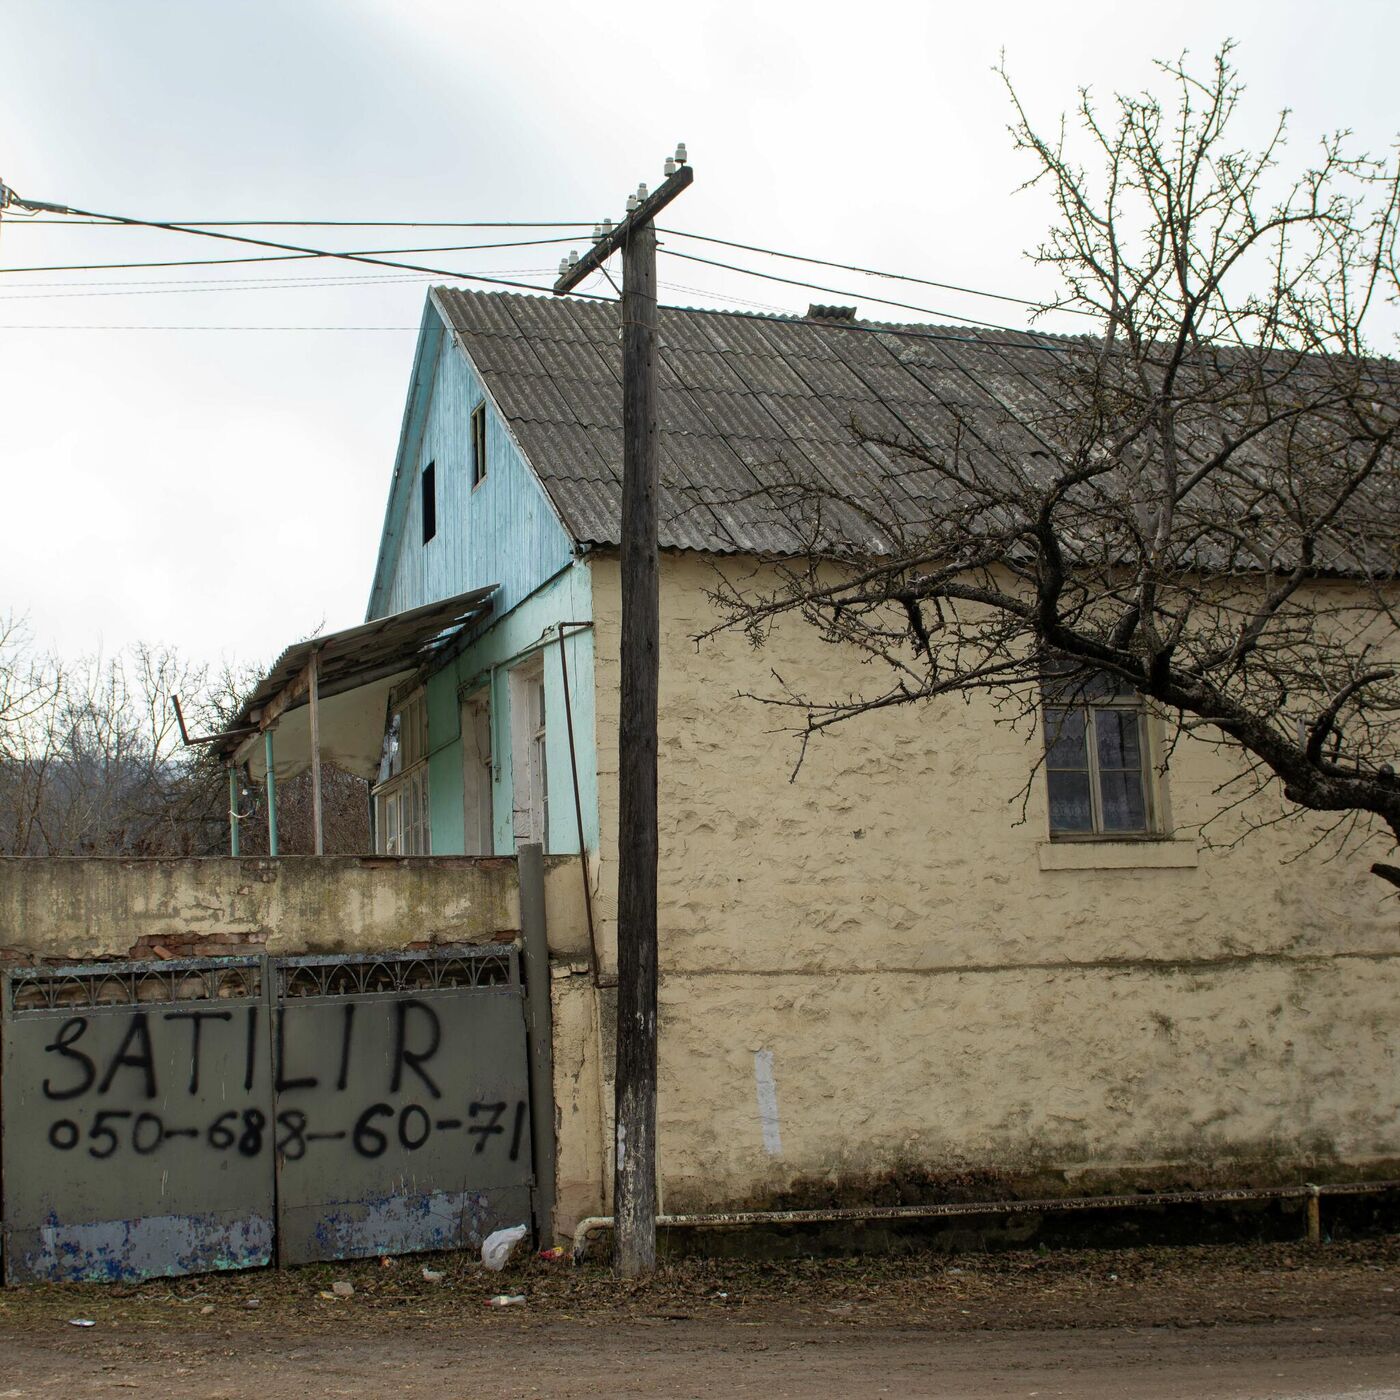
left=430, top=283, right=1092, bottom=348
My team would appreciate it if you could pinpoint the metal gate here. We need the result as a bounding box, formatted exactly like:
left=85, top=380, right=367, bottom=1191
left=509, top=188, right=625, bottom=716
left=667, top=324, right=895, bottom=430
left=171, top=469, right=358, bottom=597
left=2, top=946, right=536, bottom=1281
left=271, top=947, right=534, bottom=1264
left=1, top=957, right=275, bottom=1283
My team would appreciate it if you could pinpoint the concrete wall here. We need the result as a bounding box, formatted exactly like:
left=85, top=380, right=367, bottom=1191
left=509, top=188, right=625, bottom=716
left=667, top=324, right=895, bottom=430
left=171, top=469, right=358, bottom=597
left=586, top=553, right=1400, bottom=1217
left=0, top=854, right=602, bottom=1238
left=0, top=856, right=535, bottom=961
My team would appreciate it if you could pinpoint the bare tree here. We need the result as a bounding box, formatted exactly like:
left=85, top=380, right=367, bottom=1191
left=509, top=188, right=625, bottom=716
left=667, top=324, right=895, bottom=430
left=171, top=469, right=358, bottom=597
left=232, top=765, right=371, bottom=856
left=202, top=658, right=371, bottom=857
left=0, top=629, right=370, bottom=858
left=706, top=47, right=1400, bottom=886
left=0, top=637, right=230, bottom=856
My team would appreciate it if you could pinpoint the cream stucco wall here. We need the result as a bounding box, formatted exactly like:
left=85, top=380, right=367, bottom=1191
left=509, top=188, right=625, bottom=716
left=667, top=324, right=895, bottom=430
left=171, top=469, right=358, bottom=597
left=584, top=553, right=1400, bottom=1216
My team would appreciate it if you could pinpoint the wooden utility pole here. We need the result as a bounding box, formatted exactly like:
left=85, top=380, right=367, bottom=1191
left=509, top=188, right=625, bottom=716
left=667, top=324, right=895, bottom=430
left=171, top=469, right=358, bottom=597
left=554, top=147, right=692, bottom=1277
left=308, top=648, right=324, bottom=855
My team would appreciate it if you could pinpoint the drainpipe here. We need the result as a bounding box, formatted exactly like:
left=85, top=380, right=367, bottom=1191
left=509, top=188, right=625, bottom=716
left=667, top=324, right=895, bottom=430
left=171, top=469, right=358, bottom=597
left=228, top=766, right=241, bottom=856
left=459, top=622, right=601, bottom=979
left=264, top=729, right=279, bottom=856
left=519, top=842, right=557, bottom=1243
left=569, top=1179, right=1400, bottom=1263
left=556, top=622, right=600, bottom=983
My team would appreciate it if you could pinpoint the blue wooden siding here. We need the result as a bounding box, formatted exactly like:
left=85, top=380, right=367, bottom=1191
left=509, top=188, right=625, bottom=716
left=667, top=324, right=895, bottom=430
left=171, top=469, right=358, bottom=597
left=423, top=563, right=598, bottom=856
left=367, top=303, right=575, bottom=623
left=366, top=297, right=597, bottom=857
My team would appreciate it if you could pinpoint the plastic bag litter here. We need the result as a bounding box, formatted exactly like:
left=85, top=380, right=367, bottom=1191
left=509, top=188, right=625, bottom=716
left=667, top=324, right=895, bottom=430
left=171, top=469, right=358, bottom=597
left=481, top=1223, right=528, bottom=1271
left=486, top=1294, right=526, bottom=1307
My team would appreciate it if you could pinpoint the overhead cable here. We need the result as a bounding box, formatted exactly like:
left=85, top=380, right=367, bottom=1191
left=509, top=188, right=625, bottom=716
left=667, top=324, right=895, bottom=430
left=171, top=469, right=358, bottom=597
left=9, top=218, right=596, bottom=228
left=0, top=235, right=589, bottom=277
left=0, top=192, right=613, bottom=301
left=0, top=269, right=556, bottom=299
left=659, top=246, right=1079, bottom=338
left=0, top=323, right=425, bottom=331
left=661, top=227, right=1095, bottom=318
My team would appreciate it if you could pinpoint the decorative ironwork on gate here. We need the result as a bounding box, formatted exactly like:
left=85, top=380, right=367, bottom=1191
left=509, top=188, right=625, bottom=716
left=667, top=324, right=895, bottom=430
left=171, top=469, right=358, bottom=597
left=7, top=957, right=262, bottom=1012
left=274, top=946, right=514, bottom=999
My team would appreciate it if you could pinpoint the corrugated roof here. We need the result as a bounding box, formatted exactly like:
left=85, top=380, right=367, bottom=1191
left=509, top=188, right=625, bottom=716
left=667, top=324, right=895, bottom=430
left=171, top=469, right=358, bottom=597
left=434, top=286, right=1095, bottom=554
left=212, top=585, right=497, bottom=767
left=431, top=287, right=1396, bottom=568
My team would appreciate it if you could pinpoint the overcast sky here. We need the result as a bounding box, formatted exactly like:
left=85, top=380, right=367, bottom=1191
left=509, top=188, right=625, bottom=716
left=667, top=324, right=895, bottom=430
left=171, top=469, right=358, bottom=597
left=1, top=0, right=1396, bottom=674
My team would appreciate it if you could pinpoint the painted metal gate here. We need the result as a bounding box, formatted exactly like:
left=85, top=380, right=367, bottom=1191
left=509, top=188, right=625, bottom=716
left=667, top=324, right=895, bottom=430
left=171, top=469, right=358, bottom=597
left=272, top=947, right=533, bottom=1265
left=1, top=946, right=535, bottom=1282
left=1, top=957, right=275, bottom=1283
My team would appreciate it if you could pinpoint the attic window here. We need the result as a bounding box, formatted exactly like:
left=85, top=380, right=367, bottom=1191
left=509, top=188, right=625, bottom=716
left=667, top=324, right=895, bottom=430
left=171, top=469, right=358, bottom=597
left=807, top=304, right=857, bottom=322
left=421, top=461, right=437, bottom=544
left=470, top=403, right=488, bottom=489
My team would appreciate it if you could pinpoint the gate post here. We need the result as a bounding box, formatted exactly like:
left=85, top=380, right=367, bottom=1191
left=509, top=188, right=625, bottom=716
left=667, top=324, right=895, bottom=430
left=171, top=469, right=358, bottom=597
left=519, top=843, right=557, bottom=1244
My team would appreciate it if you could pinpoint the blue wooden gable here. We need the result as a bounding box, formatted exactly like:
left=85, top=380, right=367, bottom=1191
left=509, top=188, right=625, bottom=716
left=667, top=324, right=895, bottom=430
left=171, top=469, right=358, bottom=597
left=366, top=293, right=577, bottom=623
left=364, top=293, right=598, bottom=860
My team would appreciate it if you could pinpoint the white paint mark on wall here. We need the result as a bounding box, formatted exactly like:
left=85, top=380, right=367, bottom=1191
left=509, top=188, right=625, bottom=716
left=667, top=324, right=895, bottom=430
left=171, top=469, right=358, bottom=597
left=754, top=1049, right=783, bottom=1156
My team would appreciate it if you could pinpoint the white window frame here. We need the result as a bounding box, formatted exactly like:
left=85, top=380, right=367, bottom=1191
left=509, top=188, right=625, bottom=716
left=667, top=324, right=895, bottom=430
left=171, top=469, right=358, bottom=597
left=374, top=690, right=431, bottom=855
left=461, top=686, right=494, bottom=856
left=509, top=658, right=548, bottom=851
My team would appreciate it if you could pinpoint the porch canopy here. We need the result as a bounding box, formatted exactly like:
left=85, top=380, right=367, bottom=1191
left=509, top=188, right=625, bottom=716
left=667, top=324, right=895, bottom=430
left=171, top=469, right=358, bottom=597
left=214, top=585, right=497, bottom=785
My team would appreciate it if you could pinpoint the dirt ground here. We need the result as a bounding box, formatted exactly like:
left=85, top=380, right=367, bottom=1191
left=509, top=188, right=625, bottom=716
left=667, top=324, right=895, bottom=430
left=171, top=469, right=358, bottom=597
left=2, top=1237, right=1400, bottom=1398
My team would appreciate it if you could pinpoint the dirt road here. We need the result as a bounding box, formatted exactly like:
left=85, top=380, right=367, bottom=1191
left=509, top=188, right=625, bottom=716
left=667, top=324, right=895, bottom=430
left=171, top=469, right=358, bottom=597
left=2, top=1238, right=1398, bottom=1398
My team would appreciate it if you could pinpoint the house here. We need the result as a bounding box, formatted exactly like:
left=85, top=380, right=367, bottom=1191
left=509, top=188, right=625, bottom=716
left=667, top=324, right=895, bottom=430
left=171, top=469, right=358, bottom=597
left=238, top=288, right=1400, bottom=1235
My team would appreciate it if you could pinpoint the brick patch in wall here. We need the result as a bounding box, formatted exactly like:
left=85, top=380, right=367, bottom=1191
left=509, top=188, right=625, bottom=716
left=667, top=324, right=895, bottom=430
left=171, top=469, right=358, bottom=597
left=0, top=928, right=520, bottom=969
left=127, top=931, right=269, bottom=961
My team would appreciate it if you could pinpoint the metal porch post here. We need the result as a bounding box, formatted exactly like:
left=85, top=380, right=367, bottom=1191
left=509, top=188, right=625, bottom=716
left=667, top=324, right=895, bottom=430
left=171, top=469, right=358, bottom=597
left=264, top=728, right=279, bottom=856
left=228, top=765, right=241, bottom=856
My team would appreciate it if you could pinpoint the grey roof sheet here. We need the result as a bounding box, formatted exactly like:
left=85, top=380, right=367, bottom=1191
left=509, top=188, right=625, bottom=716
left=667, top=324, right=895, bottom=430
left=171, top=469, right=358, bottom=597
left=426, top=288, right=1075, bottom=553
left=213, top=585, right=497, bottom=761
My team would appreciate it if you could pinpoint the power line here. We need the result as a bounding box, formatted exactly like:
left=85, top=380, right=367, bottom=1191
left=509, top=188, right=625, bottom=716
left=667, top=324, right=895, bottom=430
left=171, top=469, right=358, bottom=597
left=2, top=191, right=1094, bottom=349
left=660, top=227, right=1095, bottom=318
left=657, top=279, right=794, bottom=315
left=9, top=218, right=596, bottom=228
left=659, top=246, right=1079, bottom=337
left=0, top=268, right=557, bottom=299
left=0, top=193, right=615, bottom=301
left=0, top=323, right=424, bottom=331
left=661, top=301, right=1083, bottom=354
left=0, top=235, right=588, bottom=277
left=0, top=193, right=1089, bottom=351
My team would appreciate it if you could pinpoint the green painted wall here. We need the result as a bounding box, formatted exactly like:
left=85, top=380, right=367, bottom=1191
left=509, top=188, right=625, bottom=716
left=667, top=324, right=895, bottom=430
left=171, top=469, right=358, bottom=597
left=423, top=560, right=597, bottom=856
